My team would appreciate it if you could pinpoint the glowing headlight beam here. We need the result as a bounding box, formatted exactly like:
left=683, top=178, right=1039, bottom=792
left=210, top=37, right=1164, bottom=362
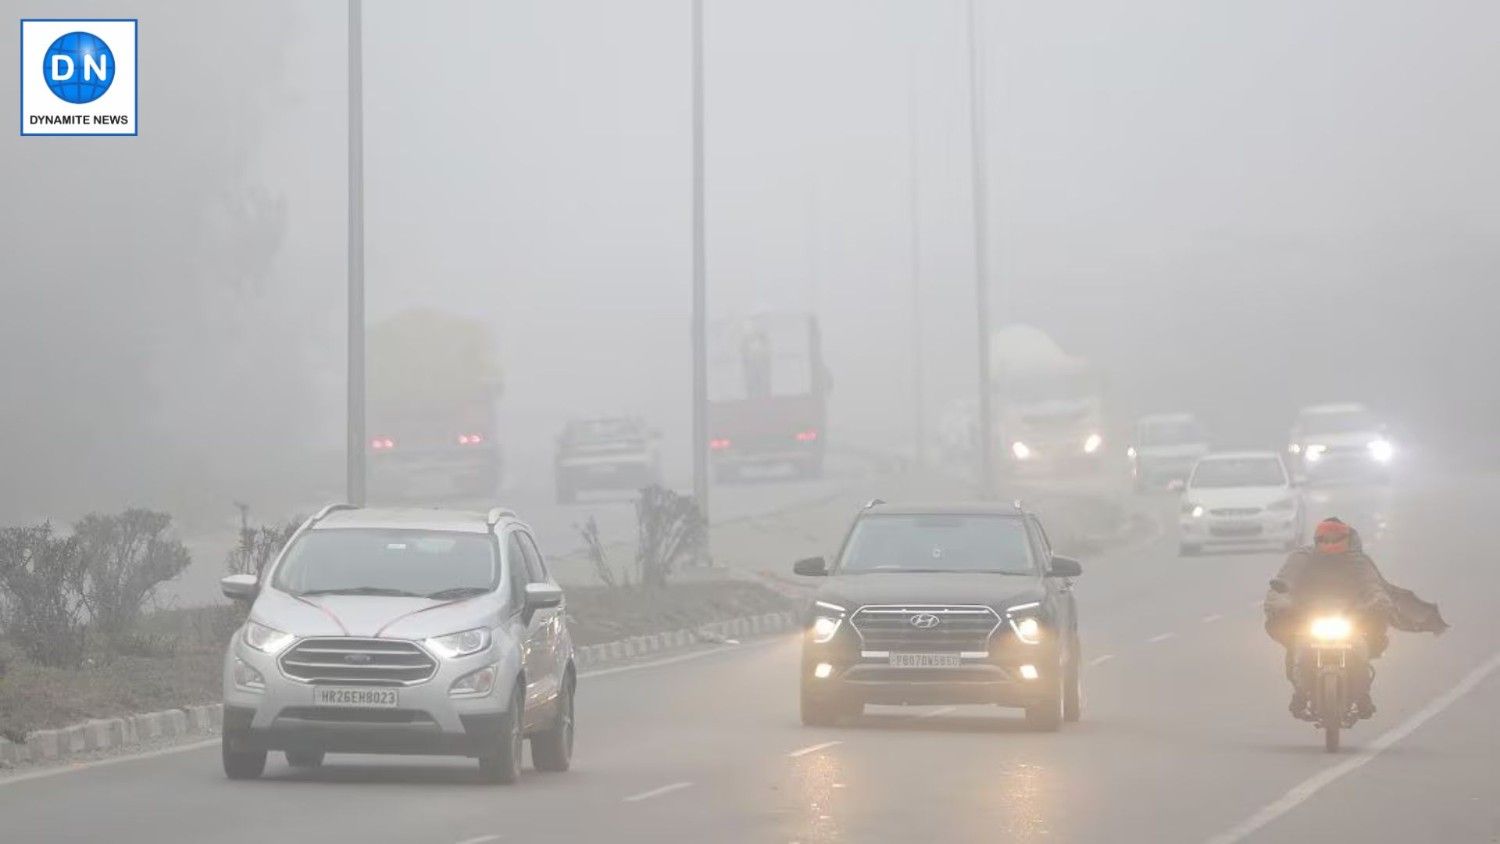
left=1310, top=616, right=1353, bottom=642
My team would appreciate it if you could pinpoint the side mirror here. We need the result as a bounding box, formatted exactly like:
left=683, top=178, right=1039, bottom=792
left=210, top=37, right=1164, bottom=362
left=1166, top=479, right=1186, bottom=493
left=793, top=556, right=828, bottom=577
left=524, top=582, right=563, bottom=609
left=221, top=574, right=259, bottom=603
left=1047, top=555, right=1083, bottom=578
left=1269, top=578, right=1290, bottom=594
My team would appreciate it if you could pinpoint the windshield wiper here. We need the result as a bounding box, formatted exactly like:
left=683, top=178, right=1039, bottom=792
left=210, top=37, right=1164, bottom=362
left=426, top=586, right=491, bottom=601
left=298, top=586, right=425, bottom=598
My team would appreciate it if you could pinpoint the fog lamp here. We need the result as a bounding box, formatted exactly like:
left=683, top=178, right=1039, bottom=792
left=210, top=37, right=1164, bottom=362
left=1018, top=664, right=1039, bottom=681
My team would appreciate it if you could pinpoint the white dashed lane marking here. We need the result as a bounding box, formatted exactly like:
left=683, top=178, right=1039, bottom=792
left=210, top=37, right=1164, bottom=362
left=788, top=741, right=842, bottom=758
left=623, top=782, right=693, bottom=803
left=1147, top=632, right=1177, bottom=644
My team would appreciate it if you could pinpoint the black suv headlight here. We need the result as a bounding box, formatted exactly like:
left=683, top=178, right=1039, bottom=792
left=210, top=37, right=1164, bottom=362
left=809, top=600, right=846, bottom=644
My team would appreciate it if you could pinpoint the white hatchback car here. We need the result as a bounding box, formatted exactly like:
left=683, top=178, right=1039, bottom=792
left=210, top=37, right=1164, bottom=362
left=1178, top=452, right=1305, bottom=556
left=219, top=504, right=575, bottom=784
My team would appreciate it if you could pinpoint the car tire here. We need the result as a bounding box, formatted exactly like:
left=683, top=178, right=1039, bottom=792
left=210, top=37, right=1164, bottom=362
left=222, top=735, right=266, bottom=780
left=800, top=684, right=843, bottom=727
left=1063, top=641, right=1083, bottom=723
left=285, top=750, right=324, bottom=769
left=479, top=685, right=525, bottom=785
left=1179, top=543, right=1200, bottom=557
left=1025, top=669, right=1065, bottom=732
left=531, top=675, right=574, bottom=773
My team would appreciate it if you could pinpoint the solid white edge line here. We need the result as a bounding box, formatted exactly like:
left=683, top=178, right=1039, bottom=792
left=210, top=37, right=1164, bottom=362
left=1148, top=632, right=1177, bottom=643
left=1088, top=654, right=1115, bottom=667
left=623, top=781, right=693, bottom=803
left=788, top=740, right=841, bottom=758
left=0, top=637, right=794, bottom=789
left=1205, top=650, right=1500, bottom=844
left=454, top=835, right=503, bottom=844
left=0, top=738, right=220, bottom=788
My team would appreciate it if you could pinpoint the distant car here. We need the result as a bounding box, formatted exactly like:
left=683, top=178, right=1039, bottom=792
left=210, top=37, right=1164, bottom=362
left=219, top=504, right=575, bottom=784
left=1127, top=413, right=1210, bottom=491
left=554, top=417, right=662, bottom=504
left=793, top=501, right=1084, bottom=732
left=1286, top=403, right=1394, bottom=483
left=1178, top=452, right=1305, bottom=556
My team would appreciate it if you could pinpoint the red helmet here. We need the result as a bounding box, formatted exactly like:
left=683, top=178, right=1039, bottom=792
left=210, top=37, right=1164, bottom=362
left=1313, top=518, right=1352, bottom=554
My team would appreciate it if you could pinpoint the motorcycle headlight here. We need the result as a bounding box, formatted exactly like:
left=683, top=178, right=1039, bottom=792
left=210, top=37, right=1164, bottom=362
left=1367, top=439, right=1394, bottom=463
left=1309, top=616, right=1353, bottom=642
left=1304, top=444, right=1327, bottom=463
left=1009, top=616, right=1042, bottom=645
left=425, top=628, right=491, bottom=659
left=1268, top=498, right=1295, bottom=512
left=1011, top=441, right=1031, bottom=460
left=1083, top=433, right=1103, bottom=454
left=243, top=621, right=295, bottom=655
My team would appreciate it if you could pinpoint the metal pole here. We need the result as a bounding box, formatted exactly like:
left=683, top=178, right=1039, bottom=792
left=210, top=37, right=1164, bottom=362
left=966, top=0, right=995, bottom=499
left=347, top=0, right=367, bottom=506
left=690, top=0, right=710, bottom=529
left=906, top=34, right=925, bottom=472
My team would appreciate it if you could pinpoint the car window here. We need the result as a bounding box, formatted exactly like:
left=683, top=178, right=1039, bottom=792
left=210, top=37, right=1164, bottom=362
left=1190, top=458, right=1286, bottom=488
left=838, top=515, right=1035, bottom=575
left=1027, top=517, right=1052, bottom=560
left=518, top=532, right=549, bottom=583
left=272, top=529, right=497, bottom=597
left=505, top=532, right=529, bottom=609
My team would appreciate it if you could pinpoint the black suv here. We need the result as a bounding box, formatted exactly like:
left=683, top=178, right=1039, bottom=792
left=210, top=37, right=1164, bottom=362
left=793, top=502, right=1083, bottom=731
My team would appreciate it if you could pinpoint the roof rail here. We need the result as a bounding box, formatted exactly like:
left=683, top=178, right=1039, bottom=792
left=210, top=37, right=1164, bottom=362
left=310, top=503, right=358, bottom=523
left=862, top=498, right=886, bottom=510
left=486, top=507, right=517, bottom=527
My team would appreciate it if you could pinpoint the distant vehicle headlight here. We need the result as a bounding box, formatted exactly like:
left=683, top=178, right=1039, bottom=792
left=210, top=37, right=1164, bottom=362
left=425, top=628, right=491, bottom=659
left=243, top=621, right=294, bottom=655
left=1304, top=444, right=1327, bottom=463
left=1126, top=446, right=1137, bottom=460
left=1309, top=616, right=1353, bottom=642
left=1182, top=503, right=1205, bottom=518
left=810, top=615, right=842, bottom=644
left=1368, top=439, right=1394, bottom=463
left=1268, top=498, right=1296, bottom=512
left=1011, top=441, right=1031, bottom=460
left=1083, top=433, right=1103, bottom=454
left=1288, top=443, right=1302, bottom=455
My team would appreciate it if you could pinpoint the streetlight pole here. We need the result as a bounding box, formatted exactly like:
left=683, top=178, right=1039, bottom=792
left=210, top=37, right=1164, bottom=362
left=906, top=34, right=925, bottom=472
left=966, top=0, right=995, bottom=499
left=347, top=0, right=367, bottom=506
left=690, top=0, right=710, bottom=530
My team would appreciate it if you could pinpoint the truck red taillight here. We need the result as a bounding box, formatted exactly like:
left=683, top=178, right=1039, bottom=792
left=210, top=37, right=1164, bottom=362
left=795, top=429, right=819, bottom=442
left=457, top=433, right=485, bottom=445
left=370, top=437, right=395, bottom=451
left=709, top=438, right=732, bottom=451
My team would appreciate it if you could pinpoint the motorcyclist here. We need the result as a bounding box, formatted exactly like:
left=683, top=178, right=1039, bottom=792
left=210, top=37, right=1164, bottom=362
left=1264, top=518, right=1392, bottom=720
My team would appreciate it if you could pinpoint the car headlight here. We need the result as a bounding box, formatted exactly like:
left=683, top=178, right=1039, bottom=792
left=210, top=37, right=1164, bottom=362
left=1268, top=498, right=1295, bottom=512
left=243, top=621, right=295, bottom=655
left=1083, top=433, right=1102, bottom=454
left=1309, top=616, right=1352, bottom=642
left=425, top=628, right=491, bottom=659
left=1367, top=439, right=1393, bottom=463
left=1304, top=444, right=1327, bottom=463
left=1182, top=503, right=1204, bottom=518
left=810, top=616, right=842, bottom=643
left=1009, top=616, right=1042, bottom=645
left=1126, top=446, right=1137, bottom=460
left=1011, top=441, right=1031, bottom=460
left=1288, top=443, right=1302, bottom=455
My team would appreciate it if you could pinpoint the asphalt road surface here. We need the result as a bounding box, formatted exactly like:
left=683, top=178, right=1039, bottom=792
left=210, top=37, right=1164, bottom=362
left=4, top=468, right=1495, bottom=843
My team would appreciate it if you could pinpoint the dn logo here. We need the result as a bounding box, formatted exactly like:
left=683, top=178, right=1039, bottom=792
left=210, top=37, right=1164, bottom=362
left=44, top=32, right=114, bottom=104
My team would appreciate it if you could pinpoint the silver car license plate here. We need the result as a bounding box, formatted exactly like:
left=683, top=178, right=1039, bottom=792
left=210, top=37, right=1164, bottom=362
left=889, top=653, right=961, bottom=668
left=313, top=687, right=399, bottom=708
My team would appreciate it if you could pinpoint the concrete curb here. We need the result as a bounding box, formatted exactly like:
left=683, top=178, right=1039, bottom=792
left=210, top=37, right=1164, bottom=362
left=0, top=611, right=796, bottom=769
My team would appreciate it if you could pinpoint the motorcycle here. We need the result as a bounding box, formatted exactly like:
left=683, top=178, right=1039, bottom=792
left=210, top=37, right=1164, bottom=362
left=1270, top=578, right=1370, bottom=752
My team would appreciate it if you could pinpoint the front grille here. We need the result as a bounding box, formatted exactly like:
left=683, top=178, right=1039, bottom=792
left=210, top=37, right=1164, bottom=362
left=849, top=606, right=1000, bottom=653
left=1210, top=507, right=1262, bottom=517
left=279, top=638, right=437, bottom=686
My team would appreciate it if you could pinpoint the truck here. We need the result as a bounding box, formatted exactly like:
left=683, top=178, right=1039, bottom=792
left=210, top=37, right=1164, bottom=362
left=990, top=325, right=1106, bottom=476
left=707, top=312, right=829, bottom=481
left=366, top=309, right=504, bottom=499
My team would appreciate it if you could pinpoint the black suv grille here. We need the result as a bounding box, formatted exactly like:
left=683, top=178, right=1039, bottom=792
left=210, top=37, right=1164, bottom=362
left=279, top=638, right=437, bottom=686
left=849, top=606, right=1000, bottom=653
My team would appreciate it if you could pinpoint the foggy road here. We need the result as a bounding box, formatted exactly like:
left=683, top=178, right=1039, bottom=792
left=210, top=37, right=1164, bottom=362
left=5, top=470, right=1493, bottom=843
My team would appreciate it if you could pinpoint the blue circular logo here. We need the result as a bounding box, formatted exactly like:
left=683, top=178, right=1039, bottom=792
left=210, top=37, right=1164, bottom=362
left=43, top=31, right=114, bottom=104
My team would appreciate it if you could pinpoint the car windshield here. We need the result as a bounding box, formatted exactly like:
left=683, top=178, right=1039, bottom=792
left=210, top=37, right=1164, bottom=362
left=1138, top=418, right=1206, bottom=446
left=566, top=419, right=640, bottom=443
left=271, top=529, right=498, bottom=598
left=1301, top=410, right=1376, bottom=435
left=838, top=515, right=1035, bottom=575
left=1190, top=458, right=1286, bottom=488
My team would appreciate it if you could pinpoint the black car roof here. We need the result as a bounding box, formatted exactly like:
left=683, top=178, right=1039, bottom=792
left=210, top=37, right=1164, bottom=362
left=858, top=502, right=1029, bottom=518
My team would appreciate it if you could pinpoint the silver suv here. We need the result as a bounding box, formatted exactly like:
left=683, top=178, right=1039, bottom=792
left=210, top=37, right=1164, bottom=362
left=219, top=504, right=575, bottom=783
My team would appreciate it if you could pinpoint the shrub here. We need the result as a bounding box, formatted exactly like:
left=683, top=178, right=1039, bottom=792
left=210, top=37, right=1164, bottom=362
left=225, top=516, right=302, bottom=577
left=0, top=524, right=90, bottom=667
left=634, top=485, right=706, bottom=589
left=74, top=509, right=191, bottom=649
